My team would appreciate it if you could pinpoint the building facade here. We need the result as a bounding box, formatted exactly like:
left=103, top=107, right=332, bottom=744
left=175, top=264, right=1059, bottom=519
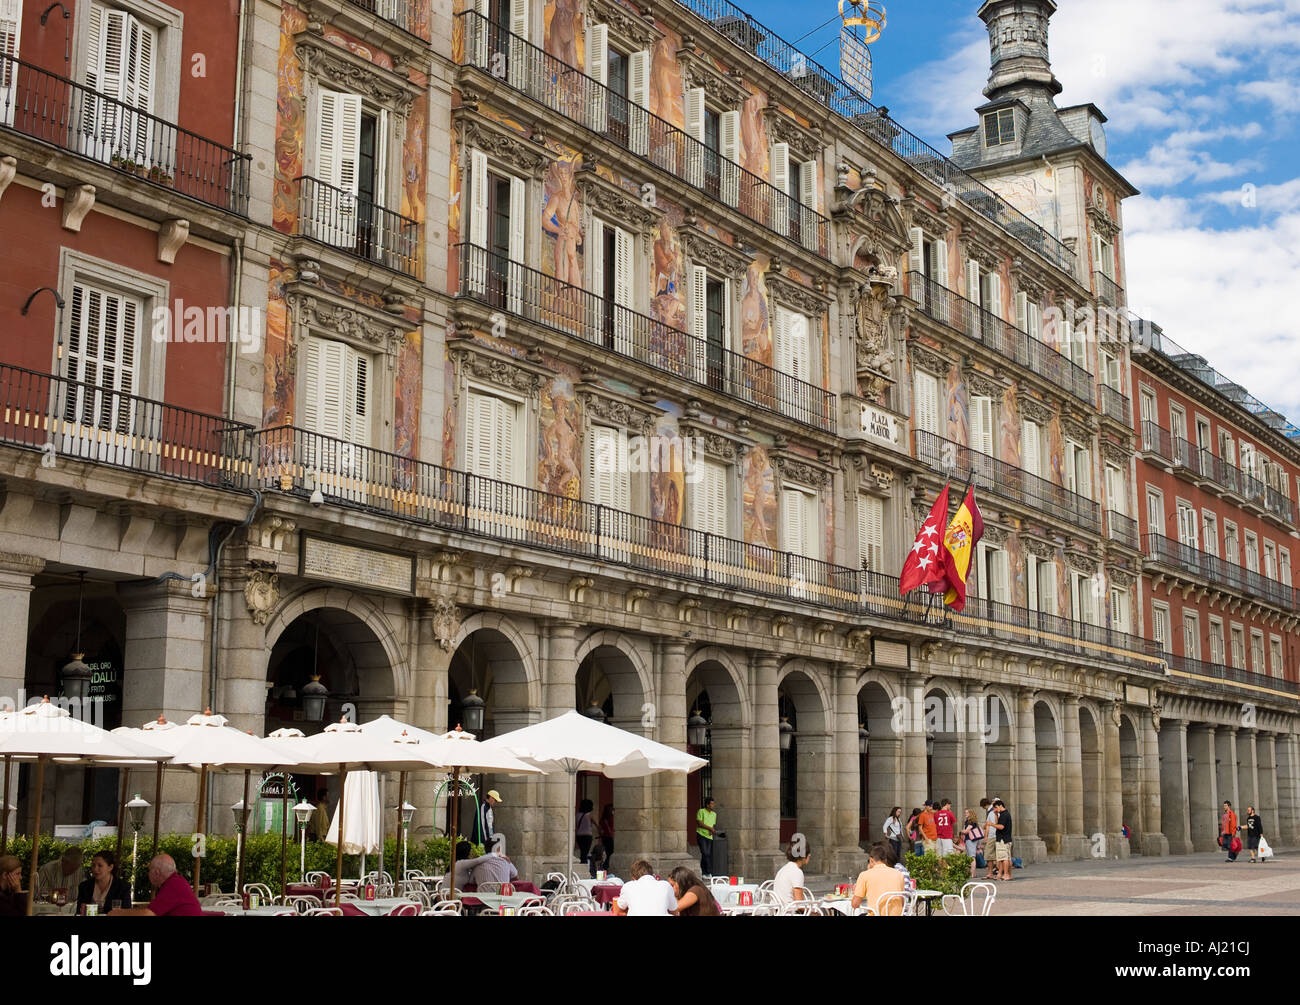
left=1, top=0, right=1297, bottom=876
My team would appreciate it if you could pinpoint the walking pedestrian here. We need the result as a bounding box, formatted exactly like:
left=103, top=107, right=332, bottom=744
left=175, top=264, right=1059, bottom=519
left=1244, top=806, right=1264, bottom=863
left=882, top=806, right=903, bottom=864
left=991, top=798, right=1013, bottom=881
left=576, top=798, right=595, bottom=866
left=961, top=809, right=985, bottom=878
left=918, top=801, right=938, bottom=855
left=599, top=803, right=615, bottom=872
left=1221, top=801, right=1239, bottom=862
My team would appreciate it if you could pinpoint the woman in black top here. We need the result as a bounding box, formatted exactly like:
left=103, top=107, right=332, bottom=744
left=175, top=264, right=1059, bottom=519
left=669, top=867, right=720, bottom=916
left=1244, top=807, right=1265, bottom=863
left=77, top=851, right=133, bottom=913
left=0, top=854, right=26, bottom=917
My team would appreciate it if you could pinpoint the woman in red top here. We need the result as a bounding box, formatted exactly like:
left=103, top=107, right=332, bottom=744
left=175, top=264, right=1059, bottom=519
left=1221, top=801, right=1240, bottom=862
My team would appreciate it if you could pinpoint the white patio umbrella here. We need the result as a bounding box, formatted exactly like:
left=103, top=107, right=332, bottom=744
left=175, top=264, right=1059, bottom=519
left=325, top=770, right=381, bottom=878
left=114, top=710, right=289, bottom=892
left=482, top=710, right=707, bottom=885
left=0, top=698, right=171, bottom=915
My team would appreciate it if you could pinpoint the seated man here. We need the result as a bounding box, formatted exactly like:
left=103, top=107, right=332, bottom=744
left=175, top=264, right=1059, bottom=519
left=612, top=859, right=677, bottom=916
left=468, top=848, right=518, bottom=887
left=37, top=847, right=86, bottom=902
left=109, top=855, right=202, bottom=917
left=851, top=843, right=906, bottom=915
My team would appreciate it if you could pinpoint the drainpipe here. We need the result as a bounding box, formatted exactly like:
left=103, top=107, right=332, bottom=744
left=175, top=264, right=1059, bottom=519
left=227, top=0, right=249, bottom=422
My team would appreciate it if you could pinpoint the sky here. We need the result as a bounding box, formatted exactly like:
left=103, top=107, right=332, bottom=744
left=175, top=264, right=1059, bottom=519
left=741, top=0, right=1300, bottom=422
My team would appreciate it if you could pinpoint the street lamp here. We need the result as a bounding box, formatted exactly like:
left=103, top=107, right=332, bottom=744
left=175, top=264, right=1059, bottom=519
left=687, top=709, right=709, bottom=748
left=231, top=798, right=246, bottom=892
left=778, top=716, right=795, bottom=751
left=60, top=572, right=92, bottom=704
left=293, top=800, right=314, bottom=881
left=858, top=722, right=869, bottom=755
left=125, top=794, right=149, bottom=890
left=461, top=688, right=486, bottom=734
left=399, top=801, right=416, bottom=882
left=300, top=675, right=329, bottom=722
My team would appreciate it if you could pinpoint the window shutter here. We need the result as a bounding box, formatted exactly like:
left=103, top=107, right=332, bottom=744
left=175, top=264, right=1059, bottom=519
left=781, top=487, right=806, bottom=556
left=345, top=351, right=368, bottom=447
left=798, top=159, right=818, bottom=250
left=1040, top=561, right=1057, bottom=617
left=908, top=227, right=924, bottom=280
left=1015, top=291, right=1028, bottom=332
left=973, top=396, right=994, bottom=457
left=585, top=24, right=608, bottom=130
left=64, top=282, right=140, bottom=432
left=613, top=225, right=634, bottom=353
left=90, top=5, right=126, bottom=102
left=124, top=16, right=156, bottom=113
left=934, top=239, right=949, bottom=290
left=589, top=216, right=604, bottom=302
left=770, top=142, right=790, bottom=237
left=1021, top=420, right=1040, bottom=477
left=508, top=0, right=531, bottom=90
left=789, top=312, right=809, bottom=385
left=695, top=459, right=725, bottom=536
left=1026, top=555, right=1039, bottom=611
left=858, top=494, right=883, bottom=571
left=985, top=272, right=1001, bottom=320
left=507, top=175, right=526, bottom=314
left=685, top=87, right=705, bottom=185
left=773, top=305, right=791, bottom=376
left=589, top=425, right=615, bottom=506
left=965, top=260, right=981, bottom=304
left=722, top=277, right=732, bottom=352
left=0, top=0, right=19, bottom=128
left=995, top=550, right=1010, bottom=604
left=1076, top=445, right=1092, bottom=499
left=1110, top=589, right=1124, bottom=632
left=468, top=148, right=489, bottom=247
left=470, top=0, right=489, bottom=65
left=690, top=266, right=708, bottom=383
left=719, top=110, right=740, bottom=207
left=300, top=336, right=322, bottom=434
left=915, top=371, right=939, bottom=437
left=628, top=50, right=650, bottom=154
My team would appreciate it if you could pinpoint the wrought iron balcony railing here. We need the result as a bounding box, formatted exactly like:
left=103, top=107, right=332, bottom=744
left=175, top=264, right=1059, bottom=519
left=664, top=0, right=1077, bottom=275
left=456, top=244, right=835, bottom=432
left=295, top=176, right=420, bottom=279
left=1144, top=533, right=1294, bottom=612
left=457, top=11, right=830, bottom=259
left=0, top=53, right=250, bottom=215
left=1099, top=384, right=1130, bottom=426
left=0, top=363, right=251, bottom=487
left=250, top=423, right=1164, bottom=670
left=1094, top=270, right=1124, bottom=309
left=908, top=272, right=1093, bottom=406
left=348, top=0, right=423, bottom=36
left=1106, top=510, right=1138, bottom=550
left=914, top=429, right=1101, bottom=533
left=1166, top=653, right=1299, bottom=698
left=1139, top=420, right=1174, bottom=464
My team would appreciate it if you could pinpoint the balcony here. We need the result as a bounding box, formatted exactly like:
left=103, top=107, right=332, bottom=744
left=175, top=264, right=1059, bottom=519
left=1166, top=653, right=1299, bottom=701
left=348, top=0, right=423, bottom=35
left=665, top=0, right=1077, bottom=275
left=252, top=423, right=1162, bottom=671
left=0, top=363, right=250, bottom=489
left=1144, top=533, right=1294, bottom=612
left=909, top=272, right=1094, bottom=407
left=1264, top=484, right=1296, bottom=525
left=1099, top=384, right=1130, bottom=426
left=456, top=12, right=830, bottom=259
left=295, top=176, right=420, bottom=280
left=455, top=243, right=835, bottom=433
left=1139, top=421, right=1176, bottom=468
left=1094, top=270, right=1124, bottom=309
left=1106, top=510, right=1138, bottom=550
left=0, top=54, right=250, bottom=215
left=914, top=429, right=1101, bottom=533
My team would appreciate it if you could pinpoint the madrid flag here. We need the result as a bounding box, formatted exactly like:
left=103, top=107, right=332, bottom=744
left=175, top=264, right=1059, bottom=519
left=899, top=484, right=951, bottom=595
left=941, top=485, right=984, bottom=611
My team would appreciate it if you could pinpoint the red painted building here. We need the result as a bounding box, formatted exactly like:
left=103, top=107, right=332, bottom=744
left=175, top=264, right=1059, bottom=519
left=1132, top=323, right=1300, bottom=697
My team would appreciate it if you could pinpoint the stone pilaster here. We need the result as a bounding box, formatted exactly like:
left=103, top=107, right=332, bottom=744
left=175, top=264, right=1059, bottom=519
left=1276, top=733, right=1300, bottom=846
left=1100, top=701, right=1126, bottom=858
left=1255, top=733, right=1278, bottom=841
left=900, top=674, right=927, bottom=806
left=1216, top=726, right=1239, bottom=813
left=1187, top=725, right=1219, bottom=852
left=1157, top=718, right=1193, bottom=854
left=1236, top=730, right=1259, bottom=812
left=1140, top=713, right=1169, bottom=856
left=743, top=652, right=782, bottom=877
left=654, top=639, right=689, bottom=865
left=1060, top=695, right=1086, bottom=858
left=1014, top=688, right=1045, bottom=862
left=828, top=665, right=864, bottom=875
left=0, top=553, right=43, bottom=833
left=961, top=683, right=987, bottom=825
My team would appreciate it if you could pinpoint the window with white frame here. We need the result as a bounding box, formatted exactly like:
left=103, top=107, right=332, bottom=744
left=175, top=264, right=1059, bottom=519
left=1218, top=427, right=1236, bottom=468
left=913, top=369, right=942, bottom=438
left=1146, top=487, right=1164, bottom=537
left=586, top=425, right=630, bottom=511
left=1070, top=569, right=1098, bottom=625
left=1066, top=440, right=1092, bottom=499
left=584, top=25, right=650, bottom=155
left=1264, top=540, right=1278, bottom=580
left=773, top=306, right=813, bottom=415
left=781, top=483, right=821, bottom=598
left=1022, top=417, right=1045, bottom=477
left=1092, top=232, right=1115, bottom=279
left=589, top=217, right=636, bottom=355
left=1182, top=611, right=1199, bottom=660
left=299, top=335, right=372, bottom=496
left=1, top=0, right=23, bottom=128
left=1230, top=623, right=1246, bottom=668
left=971, top=394, right=995, bottom=458
left=858, top=493, right=884, bottom=572
left=692, top=457, right=729, bottom=538
left=964, top=258, right=1002, bottom=339
left=1105, top=463, right=1125, bottom=516
left=468, top=0, right=533, bottom=89
left=1195, top=416, right=1212, bottom=455
left=1152, top=602, right=1171, bottom=652
left=983, top=107, right=1015, bottom=147
left=1015, top=290, right=1042, bottom=341
left=1270, top=635, right=1283, bottom=676
left=976, top=541, right=1011, bottom=606
left=909, top=228, right=949, bottom=320
left=1209, top=618, right=1225, bottom=665
left=464, top=387, right=524, bottom=486
left=1139, top=388, right=1158, bottom=450
left=466, top=148, right=526, bottom=310
left=689, top=266, right=732, bottom=392
left=1109, top=586, right=1130, bottom=633
left=1281, top=547, right=1292, bottom=588
left=1240, top=440, right=1258, bottom=481
left=769, top=142, right=820, bottom=248
left=1175, top=500, right=1198, bottom=550
left=1100, top=349, right=1122, bottom=393
left=1202, top=511, right=1218, bottom=557
left=1026, top=553, right=1057, bottom=616
left=1250, top=629, right=1265, bottom=673
left=1169, top=404, right=1189, bottom=464
left=1245, top=531, right=1259, bottom=573
left=686, top=87, right=741, bottom=206
left=1224, top=521, right=1239, bottom=564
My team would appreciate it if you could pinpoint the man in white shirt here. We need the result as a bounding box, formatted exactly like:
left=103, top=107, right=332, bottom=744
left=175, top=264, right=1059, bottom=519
left=612, top=859, right=677, bottom=916
left=772, top=839, right=811, bottom=905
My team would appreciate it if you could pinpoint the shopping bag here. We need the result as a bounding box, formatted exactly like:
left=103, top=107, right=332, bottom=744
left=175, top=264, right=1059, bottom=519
left=1230, top=836, right=1242, bottom=854
left=1259, top=837, right=1273, bottom=859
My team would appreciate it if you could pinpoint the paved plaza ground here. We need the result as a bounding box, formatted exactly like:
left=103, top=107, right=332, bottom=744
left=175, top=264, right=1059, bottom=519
left=805, top=848, right=1300, bottom=915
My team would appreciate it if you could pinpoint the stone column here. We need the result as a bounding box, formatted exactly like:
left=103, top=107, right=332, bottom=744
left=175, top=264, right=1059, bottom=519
left=120, top=579, right=212, bottom=835
left=962, top=683, right=987, bottom=823
left=828, top=665, right=863, bottom=874
left=1157, top=718, right=1193, bottom=854
left=900, top=673, right=927, bottom=806
left=0, top=553, right=43, bottom=833
left=1140, top=712, right=1169, bottom=856
left=1014, top=688, right=1045, bottom=862
left=1216, top=726, right=1239, bottom=813
left=745, top=652, right=782, bottom=877
left=407, top=598, right=453, bottom=841
left=538, top=621, right=580, bottom=874
left=1060, top=696, right=1086, bottom=858
left=1236, top=731, right=1259, bottom=812
left=1187, top=725, right=1218, bottom=852
left=1276, top=734, right=1300, bottom=846
left=1255, top=733, right=1278, bottom=843
left=1100, top=701, right=1125, bottom=858
left=654, top=639, right=689, bottom=865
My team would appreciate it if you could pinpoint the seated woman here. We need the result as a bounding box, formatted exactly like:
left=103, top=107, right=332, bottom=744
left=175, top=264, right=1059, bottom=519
left=669, top=867, right=720, bottom=916
left=0, top=855, right=27, bottom=916
left=77, top=850, right=132, bottom=914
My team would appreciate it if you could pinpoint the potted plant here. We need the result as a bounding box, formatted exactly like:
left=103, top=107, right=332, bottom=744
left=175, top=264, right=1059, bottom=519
left=147, top=164, right=173, bottom=187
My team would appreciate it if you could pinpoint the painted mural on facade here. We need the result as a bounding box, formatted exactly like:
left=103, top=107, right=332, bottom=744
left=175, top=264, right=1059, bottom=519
left=264, top=261, right=292, bottom=428
left=1000, top=385, right=1020, bottom=466
left=946, top=365, right=968, bottom=446
left=272, top=4, right=309, bottom=236
left=743, top=444, right=778, bottom=552
left=539, top=370, right=583, bottom=499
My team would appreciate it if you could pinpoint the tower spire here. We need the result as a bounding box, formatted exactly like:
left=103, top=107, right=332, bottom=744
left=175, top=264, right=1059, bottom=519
left=978, top=0, right=1062, bottom=101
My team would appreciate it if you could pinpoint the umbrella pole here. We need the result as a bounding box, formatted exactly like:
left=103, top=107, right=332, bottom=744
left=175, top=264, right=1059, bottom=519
left=334, top=763, right=346, bottom=909
left=396, top=771, right=407, bottom=886
left=114, top=768, right=129, bottom=863
left=193, top=764, right=208, bottom=892
left=568, top=768, right=576, bottom=889
left=449, top=768, right=460, bottom=898
left=152, top=761, right=163, bottom=857
left=236, top=768, right=250, bottom=895
left=279, top=772, right=289, bottom=900
left=26, top=756, right=45, bottom=917
left=1, top=754, right=11, bottom=855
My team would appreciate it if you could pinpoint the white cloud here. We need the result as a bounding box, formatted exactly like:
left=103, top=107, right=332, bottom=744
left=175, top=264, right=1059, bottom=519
left=1207, top=176, right=1300, bottom=213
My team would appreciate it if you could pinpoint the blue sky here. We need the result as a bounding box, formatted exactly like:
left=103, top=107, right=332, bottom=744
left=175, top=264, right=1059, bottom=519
left=743, top=0, right=1300, bottom=421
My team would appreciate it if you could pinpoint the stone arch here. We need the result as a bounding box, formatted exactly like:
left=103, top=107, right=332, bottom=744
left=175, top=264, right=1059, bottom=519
left=575, top=630, right=655, bottom=710
left=924, top=679, right=964, bottom=806
left=1119, top=712, right=1142, bottom=852
left=1078, top=703, right=1103, bottom=838
left=1035, top=699, right=1063, bottom=853
left=983, top=688, right=1015, bottom=809
left=857, top=673, right=901, bottom=841
left=448, top=612, right=542, bottom=729
left=777, top=660, right=834, bottom=847
left=777, top=659, right=832, bottom=736
left=686, top=646, right=752, bottom=731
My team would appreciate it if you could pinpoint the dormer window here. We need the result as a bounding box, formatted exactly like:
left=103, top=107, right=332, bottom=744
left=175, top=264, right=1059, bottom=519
left=984, top=108, right=1015, bottom=147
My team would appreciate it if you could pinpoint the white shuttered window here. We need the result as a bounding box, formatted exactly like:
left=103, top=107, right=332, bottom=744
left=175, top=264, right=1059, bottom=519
left=858, top=494, right=883, bottom=572
left=85, top=2, right=158, bottom=163
left=914, top=370, right=941, bottom=437
left=63, top=280, right=140, bottom=438
left=0, top=0, right=21, bottom=128
left=693, top=458, right=728, bottom=537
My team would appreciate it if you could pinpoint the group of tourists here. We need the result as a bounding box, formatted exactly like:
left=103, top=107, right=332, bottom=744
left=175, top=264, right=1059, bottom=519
left=884, top=796, right=1016, bottom=880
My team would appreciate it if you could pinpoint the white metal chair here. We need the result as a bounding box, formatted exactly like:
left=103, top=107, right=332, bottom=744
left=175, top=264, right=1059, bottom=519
left=425, top=899, right=464, bottom=915
left=874, top=890, right=915, bottom=916
left=243, top=883, right=275, bottom=902
left=723, top=904, right=774, bottom=916
left=213, top=898, right=243, bottom=909
left=519, top=904, right=554, bottom=916
left=475, top=882, right=505, bottom=896
left=388, top=901, right=422, bottom=916
left=545, top=872, right=569, bottom=892
left=941, top=881, right=997, bottom=916
left=305, top=871, right=331, bottom=885
left=289, top=895, right=323, bottom=913
left=560, top=898, right=601, bottom=915
left=303, top=907, right=345, bottom=916
left=777, top=900, right=825, bottom=916
left=273, top=909, right=299, bottom=916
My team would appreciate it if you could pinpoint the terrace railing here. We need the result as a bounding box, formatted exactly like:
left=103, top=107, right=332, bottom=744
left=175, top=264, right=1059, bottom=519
left=1106, top=510, right=1138, bottom=550
left=1144, top=533, right=1294, bottom=612
left=1166, top=653, right=1300, bottom=698
left=296, top=176, right=421, bottom=279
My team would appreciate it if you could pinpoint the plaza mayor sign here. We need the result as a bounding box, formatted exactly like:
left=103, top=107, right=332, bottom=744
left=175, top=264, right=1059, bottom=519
left=861, top=404, right=900, bottom=448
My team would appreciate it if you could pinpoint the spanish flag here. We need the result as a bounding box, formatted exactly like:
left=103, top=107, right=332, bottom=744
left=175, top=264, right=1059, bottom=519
left=942, top=485, right=984, bottom=611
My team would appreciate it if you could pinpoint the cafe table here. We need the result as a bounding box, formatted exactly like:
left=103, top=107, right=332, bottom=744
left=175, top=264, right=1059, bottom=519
left=221, top=905, right=296, bottom=917
left=712, top=884, right=761, bottom=909
left=461, top=891, right=544, bottom=913
left=820, top=896, right=867, bottom=917
left=912, top=889, right=944, bottom=916
left=33, top=902, right=79, bottom=916
left=339, top=897, right=417, bottom=917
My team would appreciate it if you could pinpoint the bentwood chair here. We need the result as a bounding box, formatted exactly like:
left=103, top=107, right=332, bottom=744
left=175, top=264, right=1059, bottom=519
left=475, top=882, right=505, bottom=895
left=422, top=900, right=464, bottom=915
left=303, top=907, right=345, bottom=916
left=777, top=900, right=825, bottom=916
left=289, top=895, right=323, bottom=913
left=941, top=881, right=997, bottom=916
left=243, top=883, right=275, bottom=902
left=560, top=898, right=601, bottom=915
left=388, top=902, right=422, bottom=916
left=874, top=891, right=915, bottom=917
left=519, top=904, right=554, bottom=915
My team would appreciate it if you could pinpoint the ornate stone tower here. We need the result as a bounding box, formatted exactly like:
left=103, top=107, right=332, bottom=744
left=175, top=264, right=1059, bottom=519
left=978, top=0, right=1062, bottom=101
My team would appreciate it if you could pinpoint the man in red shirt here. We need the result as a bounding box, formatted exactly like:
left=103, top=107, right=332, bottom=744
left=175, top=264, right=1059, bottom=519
left=934, top=799, right=956, bottom=856
left=1221, top=801, right=1240, bottom=863
left=110, top=855, right=202, bottom=916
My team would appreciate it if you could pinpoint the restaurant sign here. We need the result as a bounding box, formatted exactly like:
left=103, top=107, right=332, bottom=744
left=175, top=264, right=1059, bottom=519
left=86, top=660, right=121, bottom=705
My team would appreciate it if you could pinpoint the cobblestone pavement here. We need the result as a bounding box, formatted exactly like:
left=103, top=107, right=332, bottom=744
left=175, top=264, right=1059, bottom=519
left=806, top=848, right=1300, bottom=915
